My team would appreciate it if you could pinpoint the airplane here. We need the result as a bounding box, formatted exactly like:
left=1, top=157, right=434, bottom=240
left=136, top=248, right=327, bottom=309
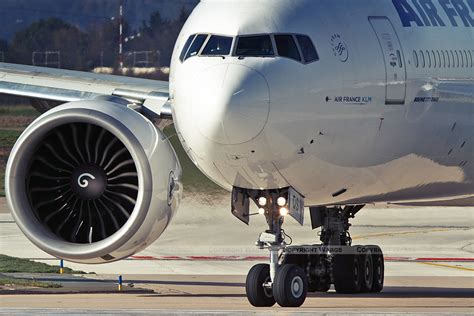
left=0, top=0, right=473, bottom=308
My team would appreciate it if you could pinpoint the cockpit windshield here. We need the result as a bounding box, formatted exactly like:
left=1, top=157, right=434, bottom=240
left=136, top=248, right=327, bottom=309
left=201, top=35, right=233, bottom=56
left=179, top=33, right=319, bottom=64
left=184, top=34, right=208, bottom=60
left=235, top=35, right=274, bottom=57
left=179, top=35, right=195, bottom=62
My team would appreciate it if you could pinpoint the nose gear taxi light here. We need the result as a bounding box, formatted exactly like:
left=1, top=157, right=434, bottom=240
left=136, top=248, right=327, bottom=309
left=258, top=197, right=267, bottom=206
left=277, top=197, right=287, bottom=207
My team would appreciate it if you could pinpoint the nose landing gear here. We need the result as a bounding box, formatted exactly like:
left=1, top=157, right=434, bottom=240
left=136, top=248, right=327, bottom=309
left=245, top=221, right=309, bottom=307
left=236, top=189, right=385, bottom=308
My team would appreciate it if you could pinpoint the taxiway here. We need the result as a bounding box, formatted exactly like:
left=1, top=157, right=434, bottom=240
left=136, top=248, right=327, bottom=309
left=0, top=196, right=473, bottom=314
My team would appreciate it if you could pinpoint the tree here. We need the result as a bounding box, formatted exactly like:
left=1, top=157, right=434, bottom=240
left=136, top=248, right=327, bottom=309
left=10, top=18, right=88, bottom=70
left=0, top=39, right=7, bottom=51
left=86, top=19, right=129, bottom=69
left=0, top=39, right=7, bottom=62
left=132, top=5, right=191, bottom=67
left=5, top=3, right=195, bottom=73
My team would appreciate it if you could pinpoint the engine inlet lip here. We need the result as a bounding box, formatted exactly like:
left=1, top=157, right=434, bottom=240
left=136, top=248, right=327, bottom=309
left=6, top=106, right=153, bottom=261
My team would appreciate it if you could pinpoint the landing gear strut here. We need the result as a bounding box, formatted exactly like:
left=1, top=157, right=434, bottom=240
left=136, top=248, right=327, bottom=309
left=234, top=188, right=385, bottom=308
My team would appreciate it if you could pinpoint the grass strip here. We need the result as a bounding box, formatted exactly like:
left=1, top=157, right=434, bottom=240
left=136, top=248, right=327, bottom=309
left=163, top=125, right=227, bottom=195
left=0, top=276, right=61, bottom=288
left=0, top=129, right=22, bottom=147
left=0, top=105, right=39, bottom=117
left=0, top=255, right=85, bottom=274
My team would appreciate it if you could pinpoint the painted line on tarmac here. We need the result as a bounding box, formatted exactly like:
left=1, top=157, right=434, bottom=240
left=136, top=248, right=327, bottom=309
left=128, top=255, right=474, bottom=262
left=25, top=256, right=474, bottom=262
left=418, top=262, right=474, bottom=272
left=414, top=257, right=474, bottom=262
left=352, top=227, right=470, bottom=240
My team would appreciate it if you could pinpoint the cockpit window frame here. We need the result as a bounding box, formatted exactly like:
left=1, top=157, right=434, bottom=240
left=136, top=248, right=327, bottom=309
left=273, top=34, right=303, bottom=63
left=180, top=33, right=237, bottom=62
left=179, top=34, right=196, bottom=63
left=294, top=34, right=319, bottom=64
left=180, top=32, right=320, bottom=65
left=234, top=34, right=276, bottom=58
left=199, top=34, right=235, bottom=57
left=232, top=33, right=319, bottom=65
left=184, top=34, right=209, bottom=61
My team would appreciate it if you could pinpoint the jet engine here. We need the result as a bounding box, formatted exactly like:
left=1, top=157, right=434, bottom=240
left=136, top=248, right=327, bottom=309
left=5, top=98, right=182, bottom=263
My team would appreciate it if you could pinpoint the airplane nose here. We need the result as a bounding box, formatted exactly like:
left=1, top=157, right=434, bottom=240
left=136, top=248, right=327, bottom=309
left=192, top=64, right=270, bottom=145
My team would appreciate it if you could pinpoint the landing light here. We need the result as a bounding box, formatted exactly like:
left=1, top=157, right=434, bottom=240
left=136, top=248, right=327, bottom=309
left=258, top=197, right=267, bottom=206
left=280, top=207, right=289, bottom=216
left=277, top=197, right=287, bottom=207
left=258, top=208, right=265, bottom=215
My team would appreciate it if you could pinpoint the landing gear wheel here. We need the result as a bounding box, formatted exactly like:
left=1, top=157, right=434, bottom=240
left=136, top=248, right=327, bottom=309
left=359, top=246, right=374, bottom=292
left=333, top=251, right=362, bottom=294
left=246, top=264, right=275, bottom=307
left=273, top=264, right=308, bottom=307
left=367, top=245, right=384, bottom=292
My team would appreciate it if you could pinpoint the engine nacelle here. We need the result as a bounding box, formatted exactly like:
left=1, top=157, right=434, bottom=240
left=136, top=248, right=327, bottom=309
left=5, top=98, right=182, bottom=263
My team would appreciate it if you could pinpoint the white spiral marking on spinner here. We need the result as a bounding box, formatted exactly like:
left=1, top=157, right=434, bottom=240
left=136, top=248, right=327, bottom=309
left=78, top=173, right=96, bottom=188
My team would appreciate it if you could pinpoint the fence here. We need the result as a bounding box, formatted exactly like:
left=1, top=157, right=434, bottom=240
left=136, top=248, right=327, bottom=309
left=124, top=51, right=160, bottom=68
left=32, top=51, right=61, bottom=68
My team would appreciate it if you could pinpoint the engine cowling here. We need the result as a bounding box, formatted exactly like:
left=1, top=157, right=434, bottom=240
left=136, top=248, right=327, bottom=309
left=5, top=98, right=182, bottom=263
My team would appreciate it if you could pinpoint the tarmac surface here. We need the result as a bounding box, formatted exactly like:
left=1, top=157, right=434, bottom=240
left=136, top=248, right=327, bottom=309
left=0, top=196, right=473, bottom=314
left=1, top=275, right=473, bottom=314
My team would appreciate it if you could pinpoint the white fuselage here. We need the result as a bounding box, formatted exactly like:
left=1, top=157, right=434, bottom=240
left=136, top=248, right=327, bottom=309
left=170, top=0, right=474, bottom=206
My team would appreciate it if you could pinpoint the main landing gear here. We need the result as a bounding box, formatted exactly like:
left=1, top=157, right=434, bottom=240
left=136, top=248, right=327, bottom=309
left=233, top=188, right=385, bottom=308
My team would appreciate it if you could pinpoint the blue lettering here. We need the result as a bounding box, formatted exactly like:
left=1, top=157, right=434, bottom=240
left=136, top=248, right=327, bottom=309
left=393, top=0, right=424, bottom=26
left=413, top=0, right=432, bottom=25
left=451, top=0, right=474, bottom=26
left=392, top=0, right=473, bottom=27
left=439, top=0, right=460, bottom=26
left=420, top=0, right=447, bottom=25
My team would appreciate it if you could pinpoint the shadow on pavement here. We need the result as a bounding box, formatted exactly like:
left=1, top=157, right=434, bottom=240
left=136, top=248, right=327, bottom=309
left=126, top=279, right=245, bottom=287
left=137, top=285, right=474, bottom=299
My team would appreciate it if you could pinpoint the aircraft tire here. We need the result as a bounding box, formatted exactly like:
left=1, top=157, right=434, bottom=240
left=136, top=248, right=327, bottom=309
left=359, top=246, right=374, bottom=292
left=367, top=245, right=384, bottom=292
left=273, top=264, right=308, bottom=307
left=333, top=252, right=362, bottom=294
left=245, top=264, right=275, bottom=307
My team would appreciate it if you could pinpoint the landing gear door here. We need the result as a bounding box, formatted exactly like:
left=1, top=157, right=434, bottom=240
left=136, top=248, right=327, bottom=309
left=369, top=17, right=406, bottom=105
left=288, top=187, right=304, bottom=225
left=231, top=187, right=250, bottom=225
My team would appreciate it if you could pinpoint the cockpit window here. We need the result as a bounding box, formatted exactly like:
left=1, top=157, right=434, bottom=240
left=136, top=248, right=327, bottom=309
left=275, top=35, right=301, bottom=62
left=184, top=34, right=208, bottom=61
left=179, top=35, right=195, bottom=62
left=180, top=33, right=319, bottom=65
left=201, top=35, right=233, bottom=56
left=296, top=35, right=319, bottom=63
left=236, top=35, right=274, bottom=57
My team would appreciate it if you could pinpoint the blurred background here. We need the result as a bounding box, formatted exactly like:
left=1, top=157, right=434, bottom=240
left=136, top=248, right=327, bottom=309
left=0, top=0, right=229, bottom=199
left=0, top=0, right=199, bottom=77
